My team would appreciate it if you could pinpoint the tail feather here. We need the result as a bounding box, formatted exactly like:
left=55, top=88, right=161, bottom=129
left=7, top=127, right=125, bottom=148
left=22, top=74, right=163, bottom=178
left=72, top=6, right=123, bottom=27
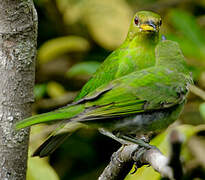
left=15, top=104, right=85, bottom=130
left=32, top=122, right=84, bottom=157
left=32, top=133, right=70, bottom=157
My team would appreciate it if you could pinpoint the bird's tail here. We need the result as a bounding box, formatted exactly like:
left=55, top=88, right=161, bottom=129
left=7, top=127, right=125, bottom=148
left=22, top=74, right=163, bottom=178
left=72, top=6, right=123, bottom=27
left=32, top=132, right=70, bottom=157
left=32, top=122, right=85, bottom=157
left=15, top=104, right=85, bottom=130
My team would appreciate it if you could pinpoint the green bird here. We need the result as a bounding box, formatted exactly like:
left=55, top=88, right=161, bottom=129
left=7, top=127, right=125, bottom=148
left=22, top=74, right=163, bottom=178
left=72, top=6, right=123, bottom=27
left=16, top=11, right=192, bottom=157
left=75, top=11, right=162, bottom=101
left=16, top=39, right=192, bottom=157
left=17, top=11, right=163, bottom=155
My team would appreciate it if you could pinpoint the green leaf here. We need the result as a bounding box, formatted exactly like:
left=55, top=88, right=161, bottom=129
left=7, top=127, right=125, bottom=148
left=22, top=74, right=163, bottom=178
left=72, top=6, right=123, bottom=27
left=57, top=0, right=85, bottom=25
left=27, top=154, right=59, bottom=180
left=34, top=84, right=47, bottom=100
left=199, top=102, right=205, bottom=120
left=166, top=34, right=203, bottom=61
left=27, top=125, right=59, bottom=180
left=47, top=81, right=66, bottom=98
left=66, top=61, right=100, bottom=78
left=83, top=0, right=132, bottom=50
left=57, top=0, right=132, bottom=50
left=169, top=9, right=205, bottom=47
left=38, top=36, right=90, bottom=64
left=168, top=9, right=205, bottom=60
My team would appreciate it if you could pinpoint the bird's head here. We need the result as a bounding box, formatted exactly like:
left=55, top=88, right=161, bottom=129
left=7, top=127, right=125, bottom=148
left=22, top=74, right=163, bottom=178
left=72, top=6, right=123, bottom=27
left=126, top=11, right=162, bottom=43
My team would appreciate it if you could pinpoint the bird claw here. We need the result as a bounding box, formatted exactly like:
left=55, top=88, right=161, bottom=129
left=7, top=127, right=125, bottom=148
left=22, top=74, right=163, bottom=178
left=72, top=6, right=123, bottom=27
left=131, top=146, right=151, bottom=171
left=132, top=147, right=146, bottom=161
left=130, top=158, right=147, bottom=174
left=130, top=164, right=138, bottom=174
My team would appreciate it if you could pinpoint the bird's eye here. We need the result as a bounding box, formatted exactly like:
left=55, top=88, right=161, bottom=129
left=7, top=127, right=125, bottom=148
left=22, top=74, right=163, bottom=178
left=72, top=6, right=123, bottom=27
left=134, top=16, right=139, bottom=25
left=159, top=20, right=162, bottom=26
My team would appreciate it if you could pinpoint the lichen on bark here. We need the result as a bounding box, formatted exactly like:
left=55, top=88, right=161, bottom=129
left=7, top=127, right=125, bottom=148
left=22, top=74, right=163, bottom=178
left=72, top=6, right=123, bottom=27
left=0, top=0, right=37, bottom=179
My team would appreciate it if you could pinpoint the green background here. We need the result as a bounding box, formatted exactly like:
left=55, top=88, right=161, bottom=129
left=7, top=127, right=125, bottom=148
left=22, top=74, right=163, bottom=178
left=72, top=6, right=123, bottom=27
left=27, top=0, right=205, bottom=179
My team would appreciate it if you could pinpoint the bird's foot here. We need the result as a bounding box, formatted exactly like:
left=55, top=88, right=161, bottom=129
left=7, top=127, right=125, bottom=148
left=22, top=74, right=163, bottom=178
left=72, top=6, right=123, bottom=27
left=110, top=145, right=127, bottom=164
left=130, top=146, right=151, bottom=174
left=111, top=151, right=123, bottom=164
left=118, top=134, right=153, bottom=149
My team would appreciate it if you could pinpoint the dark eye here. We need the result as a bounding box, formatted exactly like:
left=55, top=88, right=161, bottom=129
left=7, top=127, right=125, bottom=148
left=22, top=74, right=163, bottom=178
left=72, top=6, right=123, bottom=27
left=159, top=19, right=162, bottom=26
left=134, top=16, right=139, bottom=25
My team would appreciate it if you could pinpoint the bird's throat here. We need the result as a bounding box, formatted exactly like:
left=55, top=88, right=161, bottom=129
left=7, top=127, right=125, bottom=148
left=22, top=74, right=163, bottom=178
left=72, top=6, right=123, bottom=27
left=136, top=32, right=159, bottom=46
left=126, top=32, right=159, bottom=48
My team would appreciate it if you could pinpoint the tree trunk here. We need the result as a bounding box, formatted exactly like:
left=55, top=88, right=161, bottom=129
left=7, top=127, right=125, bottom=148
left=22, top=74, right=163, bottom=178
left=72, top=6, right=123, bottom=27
left=0, top=1, right=37, bottom=179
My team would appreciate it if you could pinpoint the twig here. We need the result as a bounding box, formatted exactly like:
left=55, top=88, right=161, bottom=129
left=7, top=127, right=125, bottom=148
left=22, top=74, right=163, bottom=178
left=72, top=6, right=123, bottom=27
left=137, top=148, right=174, bottom=179
left=189, top=85, right=205, bottom=101
left=98, top=129, right=186, bottom=180
left=98, top=144, right=174, bottom=180
left=98, top=145, right=137, bottom=180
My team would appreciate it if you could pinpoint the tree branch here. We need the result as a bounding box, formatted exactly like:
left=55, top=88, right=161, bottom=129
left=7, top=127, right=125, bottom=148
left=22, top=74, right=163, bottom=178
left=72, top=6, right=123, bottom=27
left=0, top=0, right=37, bottom=179
left=98, top=145, right=136, bottom=180
left=99, top=130, right=184, bottom=180
left=98, top=144, right=173, bottom=180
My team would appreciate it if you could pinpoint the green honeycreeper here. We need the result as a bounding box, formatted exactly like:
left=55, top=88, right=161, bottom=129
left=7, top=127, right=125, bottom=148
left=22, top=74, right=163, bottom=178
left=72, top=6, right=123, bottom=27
left=15, top=11, right=193, bottom=157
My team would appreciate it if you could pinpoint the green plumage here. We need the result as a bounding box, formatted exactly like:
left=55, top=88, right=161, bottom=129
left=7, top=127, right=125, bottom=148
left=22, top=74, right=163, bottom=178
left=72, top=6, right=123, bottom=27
left=75, top=11, right=161, bottom=101
left=15, top=11, right=192, bottom=157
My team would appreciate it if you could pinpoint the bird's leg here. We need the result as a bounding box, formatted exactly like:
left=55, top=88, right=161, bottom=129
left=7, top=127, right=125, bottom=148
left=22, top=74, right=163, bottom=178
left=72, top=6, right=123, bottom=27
left=98, top=128, right=134, bottom=163
left=99, top=129, right=158, bottom=168
left=98, top=128, right=128, bottom=144
left=100, top=129, right=155, bottom=150
left=119, top=134, right=160, bottom=172
left=136, top=134, right=150, bottom=143
left=118, top=134, right=153, bottom=149
left=130, top=147, right=151, bottom=175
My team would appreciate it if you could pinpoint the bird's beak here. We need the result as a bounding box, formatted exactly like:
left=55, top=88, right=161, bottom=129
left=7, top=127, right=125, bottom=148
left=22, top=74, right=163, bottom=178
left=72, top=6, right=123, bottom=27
left=140, top=21, right=157, bottom=32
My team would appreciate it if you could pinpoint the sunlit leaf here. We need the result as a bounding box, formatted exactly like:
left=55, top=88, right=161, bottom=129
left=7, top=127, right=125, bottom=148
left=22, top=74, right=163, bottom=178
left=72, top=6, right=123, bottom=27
left=66, top=61, right=100, bottom=78
left=57, top=0, right=132, bottom=50
left=58, top=0, right=85, bottom=25
left=47, top=81, right=66, bottom=98
left=125, top=166, right=160, bottom=180
left=84, top=0, right=132, bottom=50
left=27, top=125, right=59, bottom=180
left=27, top=156, right=59, bottom=180
left=38, top=36, right=90, bottom=64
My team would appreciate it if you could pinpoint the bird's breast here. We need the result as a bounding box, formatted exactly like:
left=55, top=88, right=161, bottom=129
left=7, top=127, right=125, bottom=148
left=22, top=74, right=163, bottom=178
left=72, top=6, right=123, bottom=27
left=97, top=103, right=184, bottom=136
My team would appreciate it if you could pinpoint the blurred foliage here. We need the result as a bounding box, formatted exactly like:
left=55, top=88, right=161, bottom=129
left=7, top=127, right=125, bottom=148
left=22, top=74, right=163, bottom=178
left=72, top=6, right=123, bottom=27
left=200, top=103, right=205, bottom=119
left=28, top=0, right=205, bottom=179
left=27, top=156, right=59, bottom=180
left=56, top=0, right=132, bottom=49
left=27, top=125, right=60, bottom=180
left=66, top=61, right=100, bottom=78
left=47, top=81, right=67, bottom=98
left=38, top=36, right=90, bottom=64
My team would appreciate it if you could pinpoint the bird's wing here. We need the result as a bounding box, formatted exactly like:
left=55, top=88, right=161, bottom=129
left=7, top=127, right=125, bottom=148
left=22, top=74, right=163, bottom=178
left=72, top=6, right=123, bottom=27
left=76, top=66, right=190, bottom=121
left=76, top=40, right=192, bottom=121
left=74, top=49, right=121, bottom=101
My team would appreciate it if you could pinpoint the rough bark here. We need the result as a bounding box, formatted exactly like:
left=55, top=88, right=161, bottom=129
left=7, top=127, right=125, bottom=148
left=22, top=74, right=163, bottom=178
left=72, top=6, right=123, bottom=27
left=0, top=1, right=37, bottom=179
left=98, top=145, right=137, bottom=180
